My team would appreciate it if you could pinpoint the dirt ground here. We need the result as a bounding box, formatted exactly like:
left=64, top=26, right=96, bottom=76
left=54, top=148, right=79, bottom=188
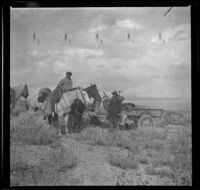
left=10, top=124, right=191, bottom=186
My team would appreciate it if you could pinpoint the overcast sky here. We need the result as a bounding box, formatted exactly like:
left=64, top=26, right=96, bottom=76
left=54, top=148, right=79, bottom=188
left=10, top=7, right=191, bottom=99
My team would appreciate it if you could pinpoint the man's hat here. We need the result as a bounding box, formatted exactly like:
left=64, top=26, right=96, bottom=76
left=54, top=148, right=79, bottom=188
left=66, top=71, right=72, bottom=75
left=112, top=91, right=118, bottom=96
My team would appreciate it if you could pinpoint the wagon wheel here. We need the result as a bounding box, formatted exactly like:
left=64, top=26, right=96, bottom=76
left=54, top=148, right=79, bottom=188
left=125, top=116, right=139, bottom=129
left=137, top=115, right=154, bottom=128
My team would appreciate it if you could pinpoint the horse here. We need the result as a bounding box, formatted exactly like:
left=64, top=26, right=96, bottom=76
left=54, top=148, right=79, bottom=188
left=38, top=85, right=93, bottom=136
left=10, top=84, right=29, bottom=112
left=54, top=86, right=97, bottom=136
left=36, top=83, right=104, bottom=136
left=84, top=83, right=102, bottom=114
left=66, top=97, right=87, bottom=133
left=63, top=84, right=103, bottom=133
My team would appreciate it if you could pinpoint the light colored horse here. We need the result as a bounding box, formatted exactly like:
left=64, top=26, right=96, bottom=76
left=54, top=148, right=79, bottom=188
left=41, top=86, right=94, bottom=136
left=36, top=84, right=105, bottom=136
left=10, top=84, right=29, bottom=112
left=55, top=87, right=92, bottom=124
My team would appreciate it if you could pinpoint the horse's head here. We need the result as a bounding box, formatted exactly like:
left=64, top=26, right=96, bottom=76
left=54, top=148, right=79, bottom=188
left=21, top=84, right=29, bottom=99
left=80, top=89, right=93, bottom=104
left=84, top=83, right=102, bottom=103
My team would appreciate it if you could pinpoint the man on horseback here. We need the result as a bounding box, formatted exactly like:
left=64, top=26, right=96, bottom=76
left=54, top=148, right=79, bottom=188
left=50, top=71, right=74, bottom=105
left=57, top=71, right=73, bottom=93
left=44, top=72, right=75, bottom=135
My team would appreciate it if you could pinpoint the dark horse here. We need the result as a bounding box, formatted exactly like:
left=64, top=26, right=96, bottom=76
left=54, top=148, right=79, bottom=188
left=67, top=84, right=102, bottom=133
left=84, top=83, right=102, bottom=114
left=67, top=98, right=86, bottom=133
left=10, top=84, right=29, bottom=111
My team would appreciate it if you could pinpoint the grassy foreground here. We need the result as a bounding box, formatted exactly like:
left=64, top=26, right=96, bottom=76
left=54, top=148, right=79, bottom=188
left=10, top=109, right=191, bottom=186
left=75, top=125, right=191, bottom=185
left=10, top=110, right=78, bottom=186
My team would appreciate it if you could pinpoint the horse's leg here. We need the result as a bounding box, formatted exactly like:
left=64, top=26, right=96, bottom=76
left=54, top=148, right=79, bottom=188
left=54, top=104, right=61, bottom=136
left=49, top=112, right=61, bottom=136
left=77, top=115, right=82, bottom=132
left=47, top=114, right=52, bottom=124
left=63, top=114, right=69, bottom=135
left=45, top=114, right=52, bottom=129
left=67, top=114, right=74, bottom=134
left=95, top=100, right=101, bottom=114
left=57, top=122, right=62, bottom=136
left=55, top=113, right=62, bottom=136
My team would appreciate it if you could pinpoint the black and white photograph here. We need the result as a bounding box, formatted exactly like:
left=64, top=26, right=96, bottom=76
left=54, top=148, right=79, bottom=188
left=9, top=6, right=192, bottom=186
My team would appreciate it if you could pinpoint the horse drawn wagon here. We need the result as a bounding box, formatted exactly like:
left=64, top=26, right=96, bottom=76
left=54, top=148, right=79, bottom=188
left=34, top=84, right=165, bottom=135
left=121, top=104, right=164, bottom=128
left=87, top=91, right=165, bottom=129
left=87, top=104, right=164, bottom=128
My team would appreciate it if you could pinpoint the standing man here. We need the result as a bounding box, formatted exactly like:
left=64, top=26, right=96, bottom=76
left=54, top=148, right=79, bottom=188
left=107, top=91, right=124, bottom=132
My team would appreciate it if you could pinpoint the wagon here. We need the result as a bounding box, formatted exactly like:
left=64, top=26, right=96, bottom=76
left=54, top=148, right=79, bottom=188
left=121, top=104, right=164, bottom=128
left=87, top=103, right=164, bottom=128
left=85, top=89, right=165, bottom=128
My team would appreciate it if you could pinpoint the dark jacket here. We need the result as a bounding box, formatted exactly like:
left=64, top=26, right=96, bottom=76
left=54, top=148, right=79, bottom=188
left=108, top=95, right=124, bottom=117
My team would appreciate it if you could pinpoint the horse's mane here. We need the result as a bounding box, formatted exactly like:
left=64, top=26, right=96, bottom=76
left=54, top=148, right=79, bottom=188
left=84, top=84, right=102, bottom=103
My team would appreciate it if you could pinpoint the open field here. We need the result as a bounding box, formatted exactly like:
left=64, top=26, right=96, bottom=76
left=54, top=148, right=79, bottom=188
left=10, top=102, right=192, bottom=186
left=10, top=79, right=191, bottom=186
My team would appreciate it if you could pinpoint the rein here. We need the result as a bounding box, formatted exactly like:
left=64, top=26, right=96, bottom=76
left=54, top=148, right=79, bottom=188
left=78, top=87, right=87, bottom=105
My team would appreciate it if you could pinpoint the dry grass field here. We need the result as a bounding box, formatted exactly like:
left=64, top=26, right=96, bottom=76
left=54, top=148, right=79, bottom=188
left=10, top=101, right=192, bottom=186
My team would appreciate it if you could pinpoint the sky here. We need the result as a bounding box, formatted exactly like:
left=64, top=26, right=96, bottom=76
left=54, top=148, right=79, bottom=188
left=10, top=7, right=191, bottom=99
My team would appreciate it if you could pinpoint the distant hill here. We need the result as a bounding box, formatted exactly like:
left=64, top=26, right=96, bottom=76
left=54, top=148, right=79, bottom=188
left=124, top=97, right=191, bottom=111
left=25, top=83, right=191, bottom=111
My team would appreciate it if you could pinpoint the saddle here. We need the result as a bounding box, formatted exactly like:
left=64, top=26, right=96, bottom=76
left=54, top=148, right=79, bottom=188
left=50, top=86, right=63, bottom=104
